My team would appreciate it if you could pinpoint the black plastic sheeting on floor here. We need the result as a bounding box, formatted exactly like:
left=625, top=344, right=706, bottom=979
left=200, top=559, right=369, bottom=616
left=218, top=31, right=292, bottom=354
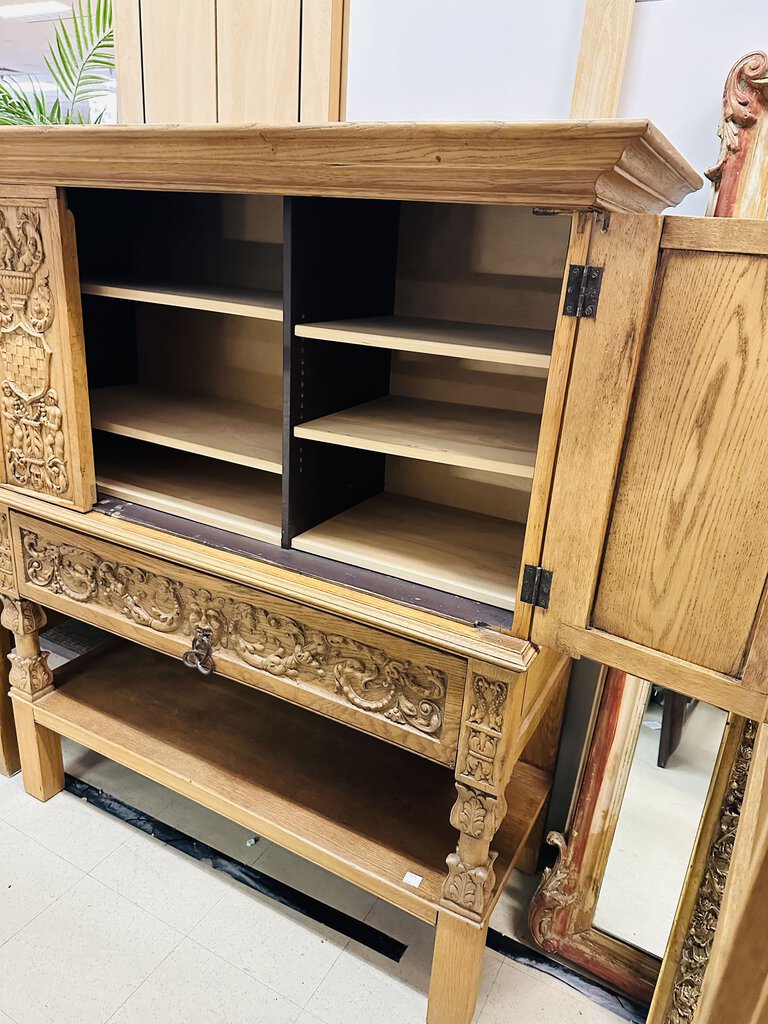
left=64, top=774, right=406, bottom=962
left=65, top=774, right=647, bottom=1022
left=485, top=931, right=648, bottom=1023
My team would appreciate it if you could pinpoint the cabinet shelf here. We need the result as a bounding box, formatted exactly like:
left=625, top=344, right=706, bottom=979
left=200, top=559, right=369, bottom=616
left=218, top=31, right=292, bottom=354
left=293, top=494, right=524, bottom=609
left=97, top=442, right=282, bottom=545
left=81, top=279, right=283, bottom=321
left=90, top=385, right=282, bottom=473
left=295, top=316, right=552, bottom=371
left=37, top=642, right=548, bottom=922
left=295, top=397, right=540, bottom=479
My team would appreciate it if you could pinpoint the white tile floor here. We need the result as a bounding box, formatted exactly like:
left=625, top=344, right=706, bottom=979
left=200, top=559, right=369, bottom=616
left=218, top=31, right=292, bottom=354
left=0, top=744, right=628, bottom=1024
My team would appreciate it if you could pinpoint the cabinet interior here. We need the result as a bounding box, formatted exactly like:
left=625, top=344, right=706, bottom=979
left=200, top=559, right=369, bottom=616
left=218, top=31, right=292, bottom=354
left=69, top=189, right=571, bottom=620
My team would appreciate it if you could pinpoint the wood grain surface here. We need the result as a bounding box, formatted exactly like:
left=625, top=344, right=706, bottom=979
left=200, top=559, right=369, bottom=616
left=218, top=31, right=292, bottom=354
left=0, top=121, right=700, bottom=211
left=594, top=251, right=768, bottom=676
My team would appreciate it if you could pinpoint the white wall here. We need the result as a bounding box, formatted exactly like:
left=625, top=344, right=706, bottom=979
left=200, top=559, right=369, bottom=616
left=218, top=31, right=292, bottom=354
left=345, top=0, right=586, bottom=122
left=618, top=0, right=768, bottom=215
left=346, top=0, right=768, bottom=216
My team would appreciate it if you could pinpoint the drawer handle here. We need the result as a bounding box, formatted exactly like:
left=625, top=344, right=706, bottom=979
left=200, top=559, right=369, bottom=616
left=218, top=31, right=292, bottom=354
left=182, top=627, right=215, bottom=675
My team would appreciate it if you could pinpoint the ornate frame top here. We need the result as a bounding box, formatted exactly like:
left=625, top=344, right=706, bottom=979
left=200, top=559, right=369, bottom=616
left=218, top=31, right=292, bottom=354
left=0, top=120, right=700, bottom=213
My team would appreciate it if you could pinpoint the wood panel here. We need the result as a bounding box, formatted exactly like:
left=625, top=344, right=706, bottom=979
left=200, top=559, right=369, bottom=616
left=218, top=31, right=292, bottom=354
left=300, top=0, right=347, bottom=122
left=570, top=0, right=636, bottom=119
left=661, top=216, right=768, bottom=255
left=557, top=626, right=767, bottom=721
left=512, top=212, right=592, bottom=641
left=140, top=0, right=217, bottom=124
left=293, top=493, right=524, bottom=610
left=34, top=641, right=547, bottom=923
left=217, top=0, right=301, bottom=123
left=532, top=214, right=664, bottom=649
left=296, top=316, right=553, bottom=371
left=90, top=385, right=282, bottom=473
left=295, top=397, right=540, bottom=479
left=0, top=122, right=701, bottom=211
left=81, top=280, right=282, bottom=321
left=96, top=438, right=282, bottom=546
left=113, top=0, right=144, bottom=123
left=11, top=513, right=469, bottom=763
left=593, top=251, right=768, bottom=676
left=0, top=189, right=96, bottom=511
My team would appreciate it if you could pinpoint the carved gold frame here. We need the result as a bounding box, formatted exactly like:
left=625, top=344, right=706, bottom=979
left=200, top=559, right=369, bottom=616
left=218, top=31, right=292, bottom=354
left=529, top=668, right=660, bottom=1002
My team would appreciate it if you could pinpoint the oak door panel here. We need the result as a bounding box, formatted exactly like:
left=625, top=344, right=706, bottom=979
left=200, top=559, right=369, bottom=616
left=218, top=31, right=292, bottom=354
left=0, top=188, right=95, bottom=511
left=592, top=250, right=768, bottom=676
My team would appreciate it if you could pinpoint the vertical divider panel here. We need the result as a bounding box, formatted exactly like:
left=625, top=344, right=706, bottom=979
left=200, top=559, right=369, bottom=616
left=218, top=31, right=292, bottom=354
left=282, top=197, right=400, bottom=545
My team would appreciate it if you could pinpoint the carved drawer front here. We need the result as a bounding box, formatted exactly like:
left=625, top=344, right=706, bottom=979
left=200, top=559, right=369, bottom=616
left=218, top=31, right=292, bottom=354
left=9, top=513, right=465, bottom=764
left=0, top=189, right=95, bottom=511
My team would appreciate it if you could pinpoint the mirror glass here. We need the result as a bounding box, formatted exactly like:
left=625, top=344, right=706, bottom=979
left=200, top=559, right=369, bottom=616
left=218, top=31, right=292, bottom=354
left=592, top=688, right=728, bottom=957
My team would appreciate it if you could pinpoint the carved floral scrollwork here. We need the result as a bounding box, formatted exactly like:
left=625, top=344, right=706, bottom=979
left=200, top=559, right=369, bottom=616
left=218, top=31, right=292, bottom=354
left=457, top=674, right=508, bottom=793
left=0, top=205, right=66, bottom=496
left=706, top=51, right=768, bottom=188
left=663, top=720, right=757, bottom=1024
left=19, top=529, right=448, bottom=737
left=0, top=511, right=13, bottom=592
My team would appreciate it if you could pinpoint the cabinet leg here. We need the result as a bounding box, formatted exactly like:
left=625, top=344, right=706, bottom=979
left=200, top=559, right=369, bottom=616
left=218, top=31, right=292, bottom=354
left=0, top=596, right=62, bottom=801
left=11, top=696, right=63, bottom=800
left=428, top=911, right=489, bottom=1024
left=0, top=626, right=20, bottom=775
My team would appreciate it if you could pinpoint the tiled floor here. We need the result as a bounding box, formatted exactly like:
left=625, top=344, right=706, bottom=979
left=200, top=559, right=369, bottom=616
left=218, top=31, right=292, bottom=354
left=0, top=744, right=626, bottom=1024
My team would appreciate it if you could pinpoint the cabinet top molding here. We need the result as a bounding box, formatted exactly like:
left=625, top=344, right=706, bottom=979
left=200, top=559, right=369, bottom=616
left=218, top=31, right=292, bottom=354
left=0, top=120, right=700, bottom=212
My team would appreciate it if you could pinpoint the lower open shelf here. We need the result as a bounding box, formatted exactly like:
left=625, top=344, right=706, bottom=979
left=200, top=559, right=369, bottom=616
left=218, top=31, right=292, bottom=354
left=95, top=435, right=282, bottom=545
left=39, top=642, right=547, bottom=924
left=293, top=494, right=524, bottom=610
left=90, top=385, right=283, bottom=473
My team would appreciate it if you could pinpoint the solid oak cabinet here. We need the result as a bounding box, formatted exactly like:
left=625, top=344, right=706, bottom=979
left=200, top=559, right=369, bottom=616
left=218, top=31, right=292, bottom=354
left=0, top=121, right=764, bottom=1024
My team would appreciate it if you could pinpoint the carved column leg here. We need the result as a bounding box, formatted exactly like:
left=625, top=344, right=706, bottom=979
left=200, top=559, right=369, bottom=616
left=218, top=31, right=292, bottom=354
left=0, top=625, right=20, bottom=775
left=428, top=912, right=489, bottom=1024
left=1, top=596, right=63, bottom=800
left=441, top=666, right=517, bottom=922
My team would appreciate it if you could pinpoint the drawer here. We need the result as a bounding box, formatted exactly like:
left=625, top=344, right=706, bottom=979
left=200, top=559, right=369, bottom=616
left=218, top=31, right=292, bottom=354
left=10, top=513, right=466, bottom=764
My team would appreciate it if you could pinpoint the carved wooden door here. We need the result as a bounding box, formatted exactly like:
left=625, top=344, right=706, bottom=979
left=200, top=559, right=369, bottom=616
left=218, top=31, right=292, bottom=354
left=531, top=216, right=768, bottom=717
left=0, top=187, right=95, bottom=511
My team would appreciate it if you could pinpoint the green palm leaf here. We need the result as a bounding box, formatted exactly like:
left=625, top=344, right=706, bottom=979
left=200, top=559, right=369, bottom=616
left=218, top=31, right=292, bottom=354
left=0, top=0, right=113, bottom=125
left=45, top=0, right=114, bottom=116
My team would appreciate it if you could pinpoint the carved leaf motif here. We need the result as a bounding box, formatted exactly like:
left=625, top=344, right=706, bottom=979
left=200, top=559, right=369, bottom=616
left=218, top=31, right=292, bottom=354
left=458, top=795, right=487, bottom=838
left=664, top=721, right=756, bottom=1024
left=0, top=204, right=67, bottom=497
left=19, top=528, right=448, bottom=737
left=0, top=512, right=13, bottom=591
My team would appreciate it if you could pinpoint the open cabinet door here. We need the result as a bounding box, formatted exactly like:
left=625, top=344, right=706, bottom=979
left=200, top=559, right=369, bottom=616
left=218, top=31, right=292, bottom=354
left=532, top=215, right=768, bottom=720
left=0, top=188, right=95, bottom=511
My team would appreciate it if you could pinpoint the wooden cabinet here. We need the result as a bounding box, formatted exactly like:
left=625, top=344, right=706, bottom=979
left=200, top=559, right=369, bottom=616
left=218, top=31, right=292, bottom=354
left=532, top=217, right=768, bottom=720
left=4, top=120, right=757, bottom=1024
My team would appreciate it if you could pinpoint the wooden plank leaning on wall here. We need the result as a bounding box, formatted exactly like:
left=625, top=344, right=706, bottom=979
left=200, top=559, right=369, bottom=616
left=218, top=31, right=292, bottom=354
left=113, top=0, right=348, bottom=124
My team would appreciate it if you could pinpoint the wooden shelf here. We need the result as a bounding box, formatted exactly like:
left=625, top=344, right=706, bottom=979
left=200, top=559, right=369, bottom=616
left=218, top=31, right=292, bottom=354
left=295, top=316, right=553, bottom=371
left=96, top=441, right=282, bottom=546
left=295, top=397, right=540, bottom=479
left=81, top=279, right=283, bottom=321
left=37, top=642, right=548, bottom=923
left=293, top=494, right=524, bottom=609
left=90, top=385, right=282, bottom=474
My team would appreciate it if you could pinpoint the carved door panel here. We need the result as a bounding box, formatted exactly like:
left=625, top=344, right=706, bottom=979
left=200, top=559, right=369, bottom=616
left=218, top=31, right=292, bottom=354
left=0, top=187, right=95, bottom=511
left=532, top=217, right=768, bottom=715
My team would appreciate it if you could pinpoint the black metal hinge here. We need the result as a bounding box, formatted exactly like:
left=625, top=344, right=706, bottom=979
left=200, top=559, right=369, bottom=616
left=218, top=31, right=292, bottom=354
left=519, top=564, right=553, bottom=609
left=562, top=264, right=603, bottom=319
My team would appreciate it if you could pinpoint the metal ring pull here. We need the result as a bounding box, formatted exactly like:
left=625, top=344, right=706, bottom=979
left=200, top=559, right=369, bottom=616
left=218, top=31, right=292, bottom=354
left=182, top=626, right=215, bottom=675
